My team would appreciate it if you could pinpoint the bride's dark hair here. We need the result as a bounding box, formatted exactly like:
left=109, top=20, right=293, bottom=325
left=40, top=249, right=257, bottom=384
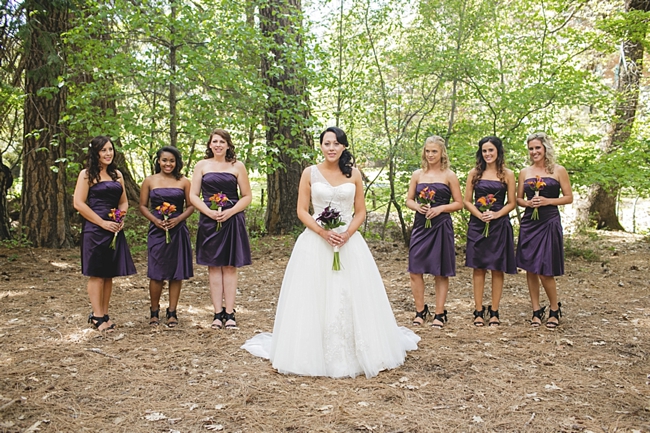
left=319, top=126, right=355, bottom=178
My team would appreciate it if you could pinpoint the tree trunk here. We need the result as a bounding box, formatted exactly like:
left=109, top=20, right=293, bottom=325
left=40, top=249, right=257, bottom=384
left=259, top=0, right=313, bottom=234
left=20, top=0, right=73, bottom=248
left=581, top=0, right=649, bottom=231
left=0, top=158, right=13, bottom=240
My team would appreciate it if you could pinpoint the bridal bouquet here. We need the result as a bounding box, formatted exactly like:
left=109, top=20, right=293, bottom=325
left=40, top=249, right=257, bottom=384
left=476, top=194, right=497, bottom=237
left=108, top=208, right=126, bottom=249
left=416, top=187, right=436, bottom=228
left=526, top=176, right=546, bottom=220
left=316, top=205, right=346, bottom=271
left=155, top=201, right=177, bottom=243
left=209, top=192, right=231, bottom=231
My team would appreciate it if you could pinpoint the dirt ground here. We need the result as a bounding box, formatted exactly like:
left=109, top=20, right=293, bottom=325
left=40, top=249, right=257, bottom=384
left=0, top=231, right=648, bottom=433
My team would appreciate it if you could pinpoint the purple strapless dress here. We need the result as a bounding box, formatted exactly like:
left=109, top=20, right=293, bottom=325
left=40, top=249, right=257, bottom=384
left=516, top=177, right=564, bottom=276
left=408, top=183, right=455, bottom=276
left=465, top=180, right=516, bottom=273
left=196, top=172, right=251, bottom=268
left=81, top=181, right=137, bottom=278
left=147, top=188, right=194, bottom=281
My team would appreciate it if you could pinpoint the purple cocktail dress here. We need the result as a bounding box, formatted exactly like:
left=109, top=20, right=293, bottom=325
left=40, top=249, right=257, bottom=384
left=408, top=183, right=455, bottom=276
left=465, top=180, right=516, bottom=273
left=81, top=181, right=136, bottom=278
left=516, top=177, right=564, bottom=276
left=147, top=188, right=193, bottom=281
left=196, top=172, right=251, bottom=268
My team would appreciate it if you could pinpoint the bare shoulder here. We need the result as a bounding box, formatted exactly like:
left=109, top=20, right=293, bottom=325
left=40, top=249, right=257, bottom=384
left=410, top=168, right=422, bottom=181
left=553, top=164, right=568, bottom=175
left=350, top=167, right=362, bottom=181
left=77, top=169, right=88, bottom=180
left=233, top=160, right=247, bottom=172
left=115, top=169, right=124, bottom=180
left=445, top=168, right=459, bottom=181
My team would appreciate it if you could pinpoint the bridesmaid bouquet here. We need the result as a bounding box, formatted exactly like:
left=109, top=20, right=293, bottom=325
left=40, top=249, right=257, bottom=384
left=316, top=205, right=346, bottom=271
left=477, top=194, right=497, bottom=237
left=155, top=201, right=177, bottom=244
left=416, top=187, right=436, bottom=228
left=526, top=176, right=546, bottom=220
left=209, top=192, right=231, bottom=232
left=108, top=208, right=127, bottom=249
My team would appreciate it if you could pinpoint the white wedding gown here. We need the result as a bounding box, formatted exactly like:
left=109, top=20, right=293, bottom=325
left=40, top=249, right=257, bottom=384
left=241, top=166, right=419, bottom=379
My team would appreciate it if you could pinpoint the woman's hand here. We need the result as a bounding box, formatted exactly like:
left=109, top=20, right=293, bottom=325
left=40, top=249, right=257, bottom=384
left=216, top=208, right=234, bottom=223
left=101, top=220, right=121, bottom=233
left=165, top=216, right=179, bottom=230
left=320, top=229, right=348, bottom=248
left=417, top=203, right=429, bottom=215
left=425, top=206, right=441, bottom=220
left=530, top=195, right=547, bottom=208
left=479, top=210, right=496, bottom=222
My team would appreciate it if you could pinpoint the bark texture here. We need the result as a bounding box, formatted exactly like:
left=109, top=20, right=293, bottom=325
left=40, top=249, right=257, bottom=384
left=20, top=0, right=73, bottom=247
left=259, top=0, right=314, bottom=234
left=583, top=0, right=650, bottom=230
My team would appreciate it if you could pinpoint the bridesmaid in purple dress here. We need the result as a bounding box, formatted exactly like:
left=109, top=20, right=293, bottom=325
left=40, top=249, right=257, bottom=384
left=139, top=146, right=194, bottom=328
left=516, top=132, right=573, bottom=329
left=406, top=136, right=463, bottom=329
left=190, top=129, right=252, bottom=329
left=73, top=136, right=136, bottom=332
left=463, top=136, right=516, bottom=327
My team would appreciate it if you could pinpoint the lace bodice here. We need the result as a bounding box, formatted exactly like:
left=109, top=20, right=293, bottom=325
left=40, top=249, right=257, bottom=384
left=310, top=165, right=355, bottom=229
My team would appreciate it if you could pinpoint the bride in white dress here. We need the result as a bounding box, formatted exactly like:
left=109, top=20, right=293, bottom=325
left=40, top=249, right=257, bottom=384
left=242, top=127, right=419, bottom=378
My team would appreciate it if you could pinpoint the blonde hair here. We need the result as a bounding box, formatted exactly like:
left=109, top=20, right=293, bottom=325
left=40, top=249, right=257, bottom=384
left=526, top=132, right=555, bottom=174
left=421, top=135, right=449, bottom=170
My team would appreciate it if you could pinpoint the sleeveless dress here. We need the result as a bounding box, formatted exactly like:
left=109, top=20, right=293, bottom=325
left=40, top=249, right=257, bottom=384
left=516, top=177, right=564, bottom=276
left=408, top=183, right=456, bottom=276
left=81, top=181, right=136, bottom=278
left=147, top=188, right=194, bottom=281
left=241, top=165, right=420, bottom=379
left=195, top=172, right=251, bottom=268
left=465, top=180, right=516, bottom=273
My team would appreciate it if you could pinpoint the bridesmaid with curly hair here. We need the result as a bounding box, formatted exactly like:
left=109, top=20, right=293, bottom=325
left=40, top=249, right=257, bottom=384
left=463, top=136, right=516, bottom=326
left=516, top=132, right=572, bottom=329
left=73, top=136, right=136, bottom=332
left=190, top=129, right=252, bottom=330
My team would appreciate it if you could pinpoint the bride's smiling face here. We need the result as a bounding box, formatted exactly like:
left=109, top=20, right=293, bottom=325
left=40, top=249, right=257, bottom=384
left=320, top=131, right=345, bottom=163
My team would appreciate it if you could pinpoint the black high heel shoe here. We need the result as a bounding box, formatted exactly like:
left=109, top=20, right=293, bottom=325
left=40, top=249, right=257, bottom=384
left=88, top=312, right=106, bottom=331
left=224, top=310, right=237, bottom=329
left=546, top=302, right=562, bottom=329
left=211, top=308, right=225, bottom=330
left=413, top=304, right=429, bottom=326
left=530, top=306, right=546, bottom=328
left=149, top=308, right=160, bottom=326
left=431, top=310, right=447, bottom=329
left=166, top=308, right=178, bottom=328
left=473, top=306, right=486, bottom=327
left=103, top=314, right=116, bottom=330
left=487, top=305, right=500, bottom=326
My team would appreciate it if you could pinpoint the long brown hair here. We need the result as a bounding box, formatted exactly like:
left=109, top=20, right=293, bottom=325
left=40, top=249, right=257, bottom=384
left=86, top=136, right=118, bottom=186
left=471, top=136, right=506, bottom=189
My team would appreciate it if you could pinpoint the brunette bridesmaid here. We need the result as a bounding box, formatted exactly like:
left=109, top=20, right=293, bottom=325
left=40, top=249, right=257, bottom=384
left=140, top=146, right=194, bottom=327
left=190, top=129, right=252, bottom=329
left=73, top=136, right=136, bottom=331
left=463, top=136, right=516, bottom=326
left=406, top=136, right=463, bottom=329
left=516, top=132, right=572, bottom=329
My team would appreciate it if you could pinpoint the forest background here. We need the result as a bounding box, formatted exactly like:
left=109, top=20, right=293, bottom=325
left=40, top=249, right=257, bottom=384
left=1, top=0, right=649, bottom=248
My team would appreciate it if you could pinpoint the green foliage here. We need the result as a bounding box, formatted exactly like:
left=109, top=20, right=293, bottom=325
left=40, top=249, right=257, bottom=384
left=0, top=233, right=32, bottom=249
left=564, top=237, right=601, bottom=262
